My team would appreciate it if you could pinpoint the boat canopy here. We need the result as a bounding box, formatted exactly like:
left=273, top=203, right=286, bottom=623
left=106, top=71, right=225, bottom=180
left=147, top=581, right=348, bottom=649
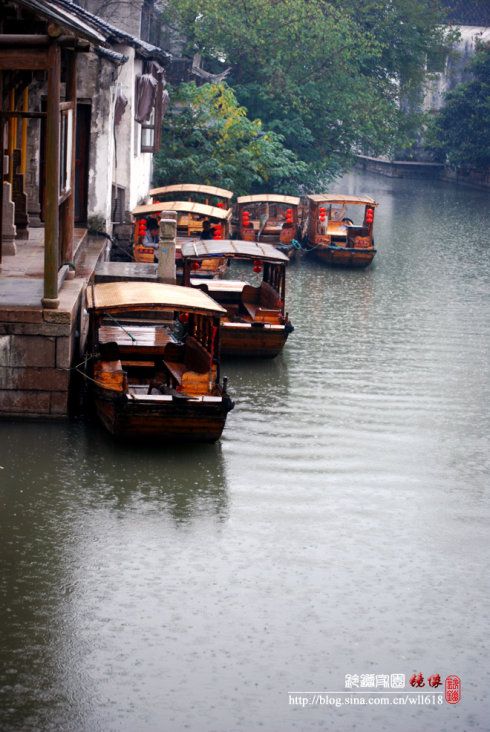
left=181, top=239, right=289, bottom=263
left=132, top=201, right=232, bottom=220
left=308, top=194, right=378, bottom=206
left=236, top=194, right=300, bottom=206
left=87, top=282, right=227, bottom=316
left=149, top=183, right=234, bottom=200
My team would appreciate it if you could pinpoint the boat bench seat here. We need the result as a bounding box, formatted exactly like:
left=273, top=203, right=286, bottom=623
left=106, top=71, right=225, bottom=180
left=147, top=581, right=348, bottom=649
left=121, top=360, right=155, bottom=369
left=163, top=336, right=211, bottom=389
left=242, top=282, right=281, bottom=321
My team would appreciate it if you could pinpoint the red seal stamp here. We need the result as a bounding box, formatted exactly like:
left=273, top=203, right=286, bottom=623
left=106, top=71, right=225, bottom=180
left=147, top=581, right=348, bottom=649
left=445, top=675, right=461, bottom=704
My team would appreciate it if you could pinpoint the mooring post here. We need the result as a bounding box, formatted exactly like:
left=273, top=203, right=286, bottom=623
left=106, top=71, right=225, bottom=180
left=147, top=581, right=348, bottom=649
left=157, top=211, right=177, bottom=284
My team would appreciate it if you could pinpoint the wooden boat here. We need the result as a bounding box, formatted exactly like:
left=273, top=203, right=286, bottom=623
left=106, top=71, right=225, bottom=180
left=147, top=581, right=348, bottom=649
left=305, top=194, right=378, bottom=268
left=131, top=200, right=233, bottom=278
left=181, top=240, right=293, bottom=358
left=236, top=194, right=301, bottom=250
left=86, top=282, right=234, bottom=441
left=150, top=183, right=234, bottom=209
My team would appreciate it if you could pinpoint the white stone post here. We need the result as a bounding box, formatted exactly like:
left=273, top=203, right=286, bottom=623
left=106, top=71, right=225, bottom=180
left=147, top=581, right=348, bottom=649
left=157, top=211, right=177, bottom=284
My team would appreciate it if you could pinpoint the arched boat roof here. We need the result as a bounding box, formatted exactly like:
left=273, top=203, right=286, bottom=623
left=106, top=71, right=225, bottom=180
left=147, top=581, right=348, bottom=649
left=86, top=282, right=226, bottom=316
left=236, top=194, right=300, bottom=206
left=132, top=201, right=232, bottom=220
left=308, top=194, right=378, bottom=206
left=181, top=239, right=289, bottom=263
left=149, top=183, right=234, bottom=200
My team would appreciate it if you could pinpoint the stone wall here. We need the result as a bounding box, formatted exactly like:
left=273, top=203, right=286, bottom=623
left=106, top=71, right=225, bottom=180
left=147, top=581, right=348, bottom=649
left=0, top=281, right=85, bottom=418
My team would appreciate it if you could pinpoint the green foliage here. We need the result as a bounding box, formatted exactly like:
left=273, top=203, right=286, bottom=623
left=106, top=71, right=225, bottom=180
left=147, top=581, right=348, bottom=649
left=429, top=43, right=490, bottom=170
left=154, top=82, right=307, bottom=194
left=162, top=0, right=452, bottom=181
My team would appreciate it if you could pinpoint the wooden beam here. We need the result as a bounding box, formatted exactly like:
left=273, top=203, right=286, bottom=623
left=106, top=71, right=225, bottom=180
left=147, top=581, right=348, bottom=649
left=42, top=43, right=61, bottom=309
left=0, top=49, right=49, bottom=70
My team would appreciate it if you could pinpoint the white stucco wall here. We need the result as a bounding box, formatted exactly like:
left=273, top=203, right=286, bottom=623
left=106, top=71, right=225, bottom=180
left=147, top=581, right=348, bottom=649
left=423, top=26, right=490, bottom=111
left=114, top=52, right=153, bottom=211
left=78, top=53, right=116, bottom=229
left=77, top=45, right=154, bottom=229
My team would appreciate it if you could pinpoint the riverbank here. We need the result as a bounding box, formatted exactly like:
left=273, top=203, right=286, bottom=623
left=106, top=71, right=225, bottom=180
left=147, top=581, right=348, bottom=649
left=0, top=232, right=106, bottom=419
left=356, top=154, right=490, bottom=190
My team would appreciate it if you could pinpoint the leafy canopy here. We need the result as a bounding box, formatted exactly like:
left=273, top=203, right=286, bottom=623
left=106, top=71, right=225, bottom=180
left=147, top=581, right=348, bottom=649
left=430, top=43, right=490, bottom=169
left=162, top=0, right=451, bottom=181
left=153, top=82, right=307, bottom=195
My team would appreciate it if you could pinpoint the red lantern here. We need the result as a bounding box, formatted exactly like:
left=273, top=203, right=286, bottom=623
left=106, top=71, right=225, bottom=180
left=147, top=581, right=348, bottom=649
left=216, top=201, right=225, bottom=209
left=253, top=259, right=262, bottom=273
left=213, top=223, right=222, bottom=240
left=285, top=208, right=293, bottom=224
left=192, top=260, right=201, bottom=270
left=365, top=207, right=374, bottom=224
left=319, top=207, right=327, bottom=222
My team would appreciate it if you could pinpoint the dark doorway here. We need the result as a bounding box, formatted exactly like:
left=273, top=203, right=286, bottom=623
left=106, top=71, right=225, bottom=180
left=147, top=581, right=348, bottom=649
left=75, top=103, right=90, bottom=224
left=40, top=101, right=91, bottom=225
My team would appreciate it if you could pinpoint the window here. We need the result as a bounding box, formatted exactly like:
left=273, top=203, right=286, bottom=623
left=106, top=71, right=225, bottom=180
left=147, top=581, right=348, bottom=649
left=59, top=108, right=73, bottom=195
left=139, top=79, right=163, bottom=153
left=111, top=185, right=126, bottom=224
left=426, top=50, right=447, bottom=74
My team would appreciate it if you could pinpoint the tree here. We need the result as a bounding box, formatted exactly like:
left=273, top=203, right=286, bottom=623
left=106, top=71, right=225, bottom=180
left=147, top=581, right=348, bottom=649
left=430, top=43, right=490, bottom=170
left=162, top=0, right=451, bottom=181
left=154, top=82, right=307, bottom=194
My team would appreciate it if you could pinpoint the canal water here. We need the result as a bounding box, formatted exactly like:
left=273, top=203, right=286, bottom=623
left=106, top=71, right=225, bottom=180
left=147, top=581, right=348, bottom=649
left=1, top=172, right=489, bottom=732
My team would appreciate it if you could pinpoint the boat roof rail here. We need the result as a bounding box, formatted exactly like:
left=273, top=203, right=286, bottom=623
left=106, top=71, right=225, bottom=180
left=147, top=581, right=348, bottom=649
left=236, top=194, right=300, bottom=206
left=132, top=201, right=232, bottom=220
left=149, top=183, right=234, bottom=199
left=307, top=194, right=378, bottom=205
left=86, top=282, right=226, bottom=316
left=181, top=239, right=290, bottom=262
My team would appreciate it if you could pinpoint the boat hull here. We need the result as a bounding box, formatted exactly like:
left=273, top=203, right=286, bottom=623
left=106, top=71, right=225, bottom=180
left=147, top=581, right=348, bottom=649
left=221, top=323, right=291, bottom=358
left=94, top=386, right=233, bottom=442
left=312, top=245, right=376, bottom=268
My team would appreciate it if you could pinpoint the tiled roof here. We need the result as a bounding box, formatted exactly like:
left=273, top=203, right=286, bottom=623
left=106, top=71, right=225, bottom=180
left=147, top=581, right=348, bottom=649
left=16, top=0, right=170, bottom=61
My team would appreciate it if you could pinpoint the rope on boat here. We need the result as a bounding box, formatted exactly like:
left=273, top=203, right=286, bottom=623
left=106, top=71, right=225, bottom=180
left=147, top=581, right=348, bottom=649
left=103, top=312, right=137, bottom=342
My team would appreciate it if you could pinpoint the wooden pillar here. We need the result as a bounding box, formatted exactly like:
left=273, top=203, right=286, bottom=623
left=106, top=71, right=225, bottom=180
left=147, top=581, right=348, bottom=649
left=8, top=88, right=16, bottom=185
left=42, top=42, right=60, bottom=308
left=60, top=50, right=76, bottom=265
left=21, top=86, right=28, bottom=176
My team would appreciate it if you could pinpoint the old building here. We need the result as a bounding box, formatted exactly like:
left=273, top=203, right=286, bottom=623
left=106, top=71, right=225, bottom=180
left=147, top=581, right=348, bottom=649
left=0, top=0, right=169, bottom=418
left=423, top=0, right=490, bottom=112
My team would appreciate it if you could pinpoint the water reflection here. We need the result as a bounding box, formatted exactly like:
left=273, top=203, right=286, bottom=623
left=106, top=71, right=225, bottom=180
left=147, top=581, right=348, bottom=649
left=1, top=171, right=490, bottom=731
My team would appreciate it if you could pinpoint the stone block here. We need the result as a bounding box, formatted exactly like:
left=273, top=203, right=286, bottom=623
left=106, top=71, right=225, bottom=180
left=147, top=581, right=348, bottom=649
left=0, top=335, right=56, bottom=368
left=0, top=321, right=72, bottom=337
left=56, top=332, right=75, bottom=369
left=0, top=367, right=70, bottom=391
left=50, top=390, right=69, bottom=415
left=2, top=181, right=17, bottom=255
left=43, top=279, right=83, bottom=324
left=0, top=389, right=50, bottom=415
left=0, top=308, right=43, bottom=324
